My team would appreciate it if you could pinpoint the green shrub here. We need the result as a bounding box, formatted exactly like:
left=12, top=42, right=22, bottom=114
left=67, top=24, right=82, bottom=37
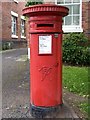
left=62, top=33, right=90, bottom=66
left=25, top=0, right=43, bottom=7
left=2, top=42, right=13, bottom=50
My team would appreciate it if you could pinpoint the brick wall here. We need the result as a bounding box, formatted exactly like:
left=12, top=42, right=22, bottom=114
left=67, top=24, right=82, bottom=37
left=82, top=2, right=90, bottom=41
left=88, top=2, right=90, bottom=40
left=0, top=2, right=2, bottom=40
left=1, top=1, right=27, bottom=48
left=2, top=2, right=11, bottom=41
left=0, top=2, right=2, bottom=49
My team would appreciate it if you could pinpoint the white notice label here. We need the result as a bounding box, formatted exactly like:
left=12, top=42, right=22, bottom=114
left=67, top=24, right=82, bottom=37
left=39, top=35, right=52, bottom=54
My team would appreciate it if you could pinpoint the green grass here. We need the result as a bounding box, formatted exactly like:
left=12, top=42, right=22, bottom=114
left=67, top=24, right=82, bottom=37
left=63, top=65, right=89, bottom=97
left=63, top=65, right=89, bottom=116
left=79, top=102, right=89, bottom=115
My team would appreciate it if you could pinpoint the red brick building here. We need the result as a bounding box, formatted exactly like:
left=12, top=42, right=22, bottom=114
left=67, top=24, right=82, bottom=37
left=1, top=0, right=27, bottom=49
left=0, top=0, right=90, bottom=51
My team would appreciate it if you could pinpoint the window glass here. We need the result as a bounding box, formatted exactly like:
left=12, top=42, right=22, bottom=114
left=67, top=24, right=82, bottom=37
left=65, top=5, right=72, bottom=14
left=65, top=16, right=72, bottom=25
left=73, top=5, right=80, bottom=14
left=73, top=16, right=79, bottom=25
left=21, top=19, right=25, bottom=37
left=12, top=16, right=17, bottom=35
left=65, top=0, right=72, bottom=3
left=57, top=0, right=64, bottom=4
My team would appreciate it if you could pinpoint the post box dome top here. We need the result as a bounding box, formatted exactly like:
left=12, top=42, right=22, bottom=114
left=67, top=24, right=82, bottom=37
left=22, top=4, right=69, bottom=17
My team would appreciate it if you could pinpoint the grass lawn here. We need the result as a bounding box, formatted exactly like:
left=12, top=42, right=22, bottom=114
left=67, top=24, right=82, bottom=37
left=79, top=102, right=89, bottom=116
left=63, top=65, right=89, bottom=116
left=63, top=65, right=89, bottom=97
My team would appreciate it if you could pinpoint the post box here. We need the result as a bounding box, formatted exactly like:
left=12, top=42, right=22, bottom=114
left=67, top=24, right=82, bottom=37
left=23, top=4, right=69, bottom=118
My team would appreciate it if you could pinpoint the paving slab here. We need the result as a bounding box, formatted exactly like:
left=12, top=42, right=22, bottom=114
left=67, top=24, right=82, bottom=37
left=2, top=101, right=79, bottom=118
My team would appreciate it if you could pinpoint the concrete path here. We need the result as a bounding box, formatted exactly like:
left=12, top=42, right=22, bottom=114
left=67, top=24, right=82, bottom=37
left=2, top=48, right=79, bottom=119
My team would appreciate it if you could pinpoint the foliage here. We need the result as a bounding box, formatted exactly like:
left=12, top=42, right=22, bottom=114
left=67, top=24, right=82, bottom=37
left=2, top=42, right=13, bottom=50
left=62, top=33, right=90, bottom=66
left=25, top=0, right=43, bottom=7
left=63, top=65, right=88, bottom=97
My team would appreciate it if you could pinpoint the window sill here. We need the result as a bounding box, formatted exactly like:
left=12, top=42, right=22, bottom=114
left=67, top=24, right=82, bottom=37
left=11, top=11, right=18, bottom=17
left=62, top=26, right=83, bottom=33
left=12, top=35, right=18, bottom=38
left=14, top=0, right=18, bottom=3
left=21, top=36, right=26, bottom=39
left=21, top=16, right=26, bottom=20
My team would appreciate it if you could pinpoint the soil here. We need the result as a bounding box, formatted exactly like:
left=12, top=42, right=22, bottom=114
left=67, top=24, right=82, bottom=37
left=63, top=89, right=88, bottom=119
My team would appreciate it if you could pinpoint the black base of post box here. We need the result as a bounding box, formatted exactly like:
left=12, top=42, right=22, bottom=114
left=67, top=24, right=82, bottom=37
left=30, top=103, right=63, bottom=118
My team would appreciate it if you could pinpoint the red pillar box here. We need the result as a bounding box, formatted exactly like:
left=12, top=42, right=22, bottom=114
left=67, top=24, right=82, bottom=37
left=23, top=4, right=69, bottom=118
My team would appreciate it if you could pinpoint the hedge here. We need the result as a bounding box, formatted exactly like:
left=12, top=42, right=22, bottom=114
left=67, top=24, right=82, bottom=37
left=62, top=33, right=90, bottom=66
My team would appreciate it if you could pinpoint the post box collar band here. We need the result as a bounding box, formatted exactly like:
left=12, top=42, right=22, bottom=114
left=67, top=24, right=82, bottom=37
left=22, top=4, right=69, bottom=17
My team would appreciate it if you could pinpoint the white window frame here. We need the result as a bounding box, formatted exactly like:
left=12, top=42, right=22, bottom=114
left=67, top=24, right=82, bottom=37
left=11, top=11, right=18, bottom=38
left=55, top=0, right=83, bottom=33
left=21, top=16, right=26, bottom=38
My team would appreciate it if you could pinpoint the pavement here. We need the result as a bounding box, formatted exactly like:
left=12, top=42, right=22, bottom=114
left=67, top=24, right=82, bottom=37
left=1, top=48, right=80, bottom=119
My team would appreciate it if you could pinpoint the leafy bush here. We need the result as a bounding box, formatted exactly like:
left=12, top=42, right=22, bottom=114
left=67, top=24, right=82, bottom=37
left=25, top=0, right=43, bottom=7
left=62, top=33, right=90, bottom=66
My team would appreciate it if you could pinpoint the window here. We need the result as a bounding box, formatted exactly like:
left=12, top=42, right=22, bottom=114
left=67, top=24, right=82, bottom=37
left=21, top=16, right=26, bottom=38
left=12, top=16, right=17, bottom=36
left=11, top=11, right=18, bottom=38
left=21, top=19, right=26, bottom=38
left=56, top=0, right=83, bottom=32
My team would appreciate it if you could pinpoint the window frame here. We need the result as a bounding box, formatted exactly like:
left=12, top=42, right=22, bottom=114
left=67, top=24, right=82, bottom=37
left=12, top=16, right=17, bottom=36
left=55, top=0, right=83, bottom=33
left=11, top=11, right=18, bottom=38
left=21, top=16, right=26, bottom=39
